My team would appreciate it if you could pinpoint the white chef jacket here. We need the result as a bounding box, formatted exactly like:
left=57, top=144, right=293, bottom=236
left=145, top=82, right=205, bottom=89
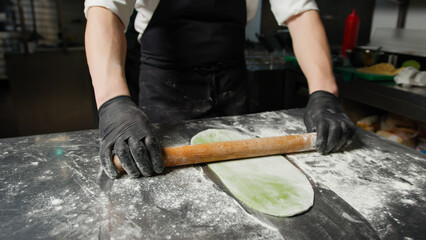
left=84, top=0, right=318, bottom=40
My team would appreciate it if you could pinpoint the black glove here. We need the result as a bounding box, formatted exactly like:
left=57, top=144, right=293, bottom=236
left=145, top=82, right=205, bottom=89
left=303, top=91, right=355, bottom=154
left=98, top=95, right=164, bottom=179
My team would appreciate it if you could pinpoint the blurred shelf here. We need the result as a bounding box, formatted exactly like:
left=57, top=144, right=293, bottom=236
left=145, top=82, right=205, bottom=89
left=0, top=31, right=21, bottom=38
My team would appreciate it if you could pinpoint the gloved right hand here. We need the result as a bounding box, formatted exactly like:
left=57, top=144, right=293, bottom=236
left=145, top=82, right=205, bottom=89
left=98, top=95, right=164, bottom=179
left=303, top=91, right=355, bottom=154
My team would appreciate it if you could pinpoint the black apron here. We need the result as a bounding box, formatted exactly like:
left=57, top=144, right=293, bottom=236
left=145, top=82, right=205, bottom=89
left=138, top=0, right=248, bottom=123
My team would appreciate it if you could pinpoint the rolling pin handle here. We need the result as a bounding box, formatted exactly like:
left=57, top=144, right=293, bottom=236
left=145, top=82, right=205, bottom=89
left=113, top=155, right=125, bottom=173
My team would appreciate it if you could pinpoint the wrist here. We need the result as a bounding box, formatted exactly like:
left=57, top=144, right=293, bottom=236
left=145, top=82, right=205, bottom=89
left=93, top=77, right=131, bottom=109
left=98, top=95, right=133, bottom=113
left=96, top=92, right=131, bottom=109
left=309, top=90, right=337, bottom=98
left=308, top=79, right=338, bottom=97
left=90, top=71, right=130, bottom=108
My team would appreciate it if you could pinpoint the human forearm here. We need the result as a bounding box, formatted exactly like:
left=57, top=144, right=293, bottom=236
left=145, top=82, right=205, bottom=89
left=286, top=10, right=338, bottom=96
left=85, top=7, right=130, bottom=108
left=85, top=7, right=163, bottom=179
left=286, top=10, right=354, bottom=154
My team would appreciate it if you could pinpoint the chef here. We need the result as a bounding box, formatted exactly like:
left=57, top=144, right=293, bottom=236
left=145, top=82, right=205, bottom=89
left=84, top=0, right=355, bottom=179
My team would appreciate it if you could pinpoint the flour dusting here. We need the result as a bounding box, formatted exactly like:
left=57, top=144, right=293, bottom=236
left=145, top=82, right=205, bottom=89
left=51, top=198, right=63, bottom=205
left=1, top=112, right=424, bottom=239
left=109, top=167, right=283, bottom=239
left=200, top=110, right=425, bottom=239
left=285, top=134, right=425, bottom=238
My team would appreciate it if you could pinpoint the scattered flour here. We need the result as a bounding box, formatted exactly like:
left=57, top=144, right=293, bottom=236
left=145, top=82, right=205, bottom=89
left=198, top=111, right=425, bottom=239
left=285, top=140, right=425, bottom=238
left=342, top=212, right=364, bottom=223
left=109, top=167, right=283, bottom=239
left=2, top=111, right=424, bottom=239
left=51, top=198, right=63, bottom=205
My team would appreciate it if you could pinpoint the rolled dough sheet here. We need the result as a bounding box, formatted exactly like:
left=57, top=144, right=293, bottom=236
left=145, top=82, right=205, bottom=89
left=191, top=129, right=314, bottom=217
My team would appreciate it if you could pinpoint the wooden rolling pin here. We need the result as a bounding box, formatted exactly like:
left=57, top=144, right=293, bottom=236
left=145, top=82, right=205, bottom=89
left=113, top=132, right=316, bottom=173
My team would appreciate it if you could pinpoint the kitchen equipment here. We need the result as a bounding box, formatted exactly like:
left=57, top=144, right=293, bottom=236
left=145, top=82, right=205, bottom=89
left=113, top=132, right=316, bottom=172
left=357, top=28, right=426, bottom=70
left=346, top=47, right=386, bottom=67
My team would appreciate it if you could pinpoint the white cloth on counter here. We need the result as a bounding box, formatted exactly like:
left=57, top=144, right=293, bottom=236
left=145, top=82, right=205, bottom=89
left=84, top=0, right=318, bottom=39
left=394, top=67, right=426, bottom=87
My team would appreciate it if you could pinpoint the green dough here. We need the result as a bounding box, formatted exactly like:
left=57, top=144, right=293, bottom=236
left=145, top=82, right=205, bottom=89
left=191, top=129, right=314, bottom=217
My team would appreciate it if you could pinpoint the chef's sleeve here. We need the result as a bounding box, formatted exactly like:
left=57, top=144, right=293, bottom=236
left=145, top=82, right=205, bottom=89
left=269, top=0, right=319, bottom=25
left=84, top=0, right=137, bottom=30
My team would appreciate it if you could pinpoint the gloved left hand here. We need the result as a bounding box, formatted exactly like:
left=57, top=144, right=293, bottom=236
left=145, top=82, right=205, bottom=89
left=303, top=90, right=355, bottom=154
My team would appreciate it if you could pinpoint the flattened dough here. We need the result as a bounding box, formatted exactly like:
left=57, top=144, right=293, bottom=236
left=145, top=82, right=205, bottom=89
left=191, top=129, right=314, bottom=217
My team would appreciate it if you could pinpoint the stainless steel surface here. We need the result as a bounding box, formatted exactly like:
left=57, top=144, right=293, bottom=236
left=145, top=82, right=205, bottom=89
left=0, top=109, right=425, bottom=239
left=396, top=0, right=409, bottom=29
left=368, top=28, right=426, bottom=57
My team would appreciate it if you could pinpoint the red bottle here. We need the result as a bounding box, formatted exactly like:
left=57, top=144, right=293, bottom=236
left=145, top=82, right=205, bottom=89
left=341, top=9, right=360, bottom=57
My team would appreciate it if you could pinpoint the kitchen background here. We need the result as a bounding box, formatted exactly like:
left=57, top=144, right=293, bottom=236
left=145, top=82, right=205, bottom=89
left=0, top=0, right=425, bottom=152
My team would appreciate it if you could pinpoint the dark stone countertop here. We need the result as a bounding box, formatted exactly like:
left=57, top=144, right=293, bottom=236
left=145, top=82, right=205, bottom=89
left=0, top=109, right=424, bottom=239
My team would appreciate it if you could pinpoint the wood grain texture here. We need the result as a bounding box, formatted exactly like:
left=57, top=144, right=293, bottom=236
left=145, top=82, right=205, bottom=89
left=113, top=132, right=316, bottom=171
